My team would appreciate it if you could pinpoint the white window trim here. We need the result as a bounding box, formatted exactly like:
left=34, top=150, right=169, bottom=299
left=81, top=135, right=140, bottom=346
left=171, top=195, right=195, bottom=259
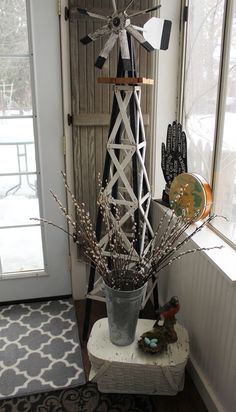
left=152, top=201, right=236, bottom=282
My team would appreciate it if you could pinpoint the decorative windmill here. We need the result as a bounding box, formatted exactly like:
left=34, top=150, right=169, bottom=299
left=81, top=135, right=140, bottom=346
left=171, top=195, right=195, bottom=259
left=78, top=0, right=171, bottom=70
left=79, top=1, right=172, bottom=340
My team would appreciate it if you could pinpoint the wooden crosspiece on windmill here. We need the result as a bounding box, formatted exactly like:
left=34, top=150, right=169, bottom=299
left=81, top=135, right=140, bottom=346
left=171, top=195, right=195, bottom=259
left=83, top=74, right=156, bottom=313
left=98, top=80, right=154, bottom=258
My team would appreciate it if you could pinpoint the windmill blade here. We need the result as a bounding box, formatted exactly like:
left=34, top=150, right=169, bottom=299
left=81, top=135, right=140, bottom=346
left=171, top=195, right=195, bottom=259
left=80, top=25, right=110, bottom=45
left=95, top=32, right=118, bottom=69
left=125, top=0, right=135, bottom=12
left=126, top=25, right=154, bottom=52
left=130, top=25, right=143, bottom=32
left=128, top=5, right=161, bottom=18
left=77, top=8, right=108, bottom=21
left=112, top=0, right=117, bottom=13
left=119, top=29, right=132, bottom=71
left=143, top=17, right=172, bottom=50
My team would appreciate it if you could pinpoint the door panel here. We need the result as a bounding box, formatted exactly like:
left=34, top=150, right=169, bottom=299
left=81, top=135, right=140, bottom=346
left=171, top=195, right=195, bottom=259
left=0, top=0, right=71, bottom=301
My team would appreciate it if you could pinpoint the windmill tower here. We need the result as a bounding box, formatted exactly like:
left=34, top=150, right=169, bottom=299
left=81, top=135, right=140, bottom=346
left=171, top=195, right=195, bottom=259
left=76, top=1, right=172, bottom=339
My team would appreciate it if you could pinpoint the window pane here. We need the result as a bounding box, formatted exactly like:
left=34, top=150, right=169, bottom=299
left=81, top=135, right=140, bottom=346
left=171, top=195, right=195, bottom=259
left=0, top=0, right=29, bottom=55
left=212, top=2, right=236, bottom=244
left=0, top=175, right=39, bottom=227
left=183, top=0, right=225, bottom=182
left=0, top=118, right=34, bottom=142
left=0, top=226, right=44, bottom=274
left=0, top=143, right=36, bottom=174
left=0, top=118, right=36, bottom=174
left=0, top=57, right=32, bottom=115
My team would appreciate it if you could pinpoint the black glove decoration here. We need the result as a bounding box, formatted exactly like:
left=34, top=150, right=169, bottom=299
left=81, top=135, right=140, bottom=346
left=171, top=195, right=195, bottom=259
left=161, top=121, right=188, bottom=206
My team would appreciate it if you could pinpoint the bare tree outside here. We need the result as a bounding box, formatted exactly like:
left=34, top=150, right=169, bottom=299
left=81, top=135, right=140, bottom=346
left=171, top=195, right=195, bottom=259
left=184, top=0, right=225, bottom=181
left=0, top=0, right=32, bottom=114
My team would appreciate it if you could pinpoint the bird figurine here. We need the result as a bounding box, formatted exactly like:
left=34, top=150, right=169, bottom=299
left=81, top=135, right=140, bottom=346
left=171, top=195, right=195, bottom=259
left=154, top=296, right=180, bottom=327
left=138, top=296, right=180, bottom=354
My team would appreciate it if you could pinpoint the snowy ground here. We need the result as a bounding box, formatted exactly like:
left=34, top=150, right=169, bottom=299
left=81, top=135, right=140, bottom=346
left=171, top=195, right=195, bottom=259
left=0, top=117, right=44, bottom=274
left=0, top=197, right=44, bottom=274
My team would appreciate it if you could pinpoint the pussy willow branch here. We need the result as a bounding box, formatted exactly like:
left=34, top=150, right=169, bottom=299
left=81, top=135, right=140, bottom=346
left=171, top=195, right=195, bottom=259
left=32, top=216, right=108, bottom=278
left=61, top=171, right=100, bottom=250
left=32, top=172, right=225, bottom=290
left=30, top=217, right=75, bottom=239
left=152, top=214, right=220, bottom=271
left=136, top=213, right=224, bottom=280
left=143, top=245, right=224, bottom=283
left=155, top=210, right=176, bottom=250
left=149, top=211, right=187, bottom=265
left=99, top=189, right=135, bottom=275
left=49, top=190, right=77, bottom=230
left=139, top=213, right=187, bottom=274
left=151, top=217, right=193, bottom=268
left=99, top=197, right=118, bottom=273
left=163, top=214, right=221, bottom=261
left=50, top=181, right=108, bottom=278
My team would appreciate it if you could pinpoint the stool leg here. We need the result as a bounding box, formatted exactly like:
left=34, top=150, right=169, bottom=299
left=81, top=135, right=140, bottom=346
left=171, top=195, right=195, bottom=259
left=82, top=266, right=96, bottom=341
left=152, top=276, right=159, bottom=310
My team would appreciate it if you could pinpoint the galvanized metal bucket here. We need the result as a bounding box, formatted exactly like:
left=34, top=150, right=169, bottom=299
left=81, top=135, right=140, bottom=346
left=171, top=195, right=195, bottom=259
left=104, top=282, right=147, bottom=346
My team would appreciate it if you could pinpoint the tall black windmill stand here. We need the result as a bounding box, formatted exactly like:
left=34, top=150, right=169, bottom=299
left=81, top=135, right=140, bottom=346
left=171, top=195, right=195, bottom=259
left=77, top=1, right=172, bottom=340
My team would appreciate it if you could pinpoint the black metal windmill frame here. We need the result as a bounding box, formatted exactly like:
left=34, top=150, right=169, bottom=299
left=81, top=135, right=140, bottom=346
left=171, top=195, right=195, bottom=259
left=73, top=1, right=172, bottom=340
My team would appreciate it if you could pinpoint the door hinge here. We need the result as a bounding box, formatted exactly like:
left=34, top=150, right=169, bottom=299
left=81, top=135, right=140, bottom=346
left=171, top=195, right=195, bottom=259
left=67, top=113, right=73, bottom=126
left=183, top=6, right=188, bottom=22
left=65, top=6, right=70, bottom=21
left=57, top=0, right=61, bottom=16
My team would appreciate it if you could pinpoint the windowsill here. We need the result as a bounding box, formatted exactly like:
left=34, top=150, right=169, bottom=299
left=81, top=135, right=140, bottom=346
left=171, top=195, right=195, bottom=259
left=152, top=200, right=236, bottom=283
left=0, top=270, right=47, bottom=281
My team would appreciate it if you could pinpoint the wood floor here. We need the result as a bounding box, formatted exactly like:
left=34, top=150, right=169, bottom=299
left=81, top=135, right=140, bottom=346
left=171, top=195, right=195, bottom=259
left=75, top=299, right=209, bottom=412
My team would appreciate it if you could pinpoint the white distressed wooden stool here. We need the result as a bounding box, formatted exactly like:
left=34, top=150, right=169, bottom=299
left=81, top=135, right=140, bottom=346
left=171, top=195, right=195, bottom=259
left=87, top=317, right=189, bottom=395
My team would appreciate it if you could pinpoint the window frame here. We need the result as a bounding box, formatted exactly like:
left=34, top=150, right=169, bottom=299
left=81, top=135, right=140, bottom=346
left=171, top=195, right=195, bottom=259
left=178, top=0, right=236, bottom=250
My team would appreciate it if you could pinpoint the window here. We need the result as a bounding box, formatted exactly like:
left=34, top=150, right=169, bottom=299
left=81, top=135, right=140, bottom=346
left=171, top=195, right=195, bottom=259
left=182, top=0, right=236, bottom=246
left=0, top=0, right=44, bottom=273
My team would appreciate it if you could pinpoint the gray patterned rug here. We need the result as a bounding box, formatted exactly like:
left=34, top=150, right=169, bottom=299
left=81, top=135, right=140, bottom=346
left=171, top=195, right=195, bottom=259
left=0, top=298, right=86, bottom=399
left=0, top=382, right=153, bottom=411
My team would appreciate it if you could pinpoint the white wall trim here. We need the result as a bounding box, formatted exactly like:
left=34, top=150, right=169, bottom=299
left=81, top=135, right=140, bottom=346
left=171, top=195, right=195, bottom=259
left=187, top=357, right=225, bottom=412
left=59, top=0, right=87, bottom=299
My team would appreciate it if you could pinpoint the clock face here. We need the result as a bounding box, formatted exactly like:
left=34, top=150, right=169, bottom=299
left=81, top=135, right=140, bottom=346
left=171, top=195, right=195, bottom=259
left=169, top=173, right=213, bottom=221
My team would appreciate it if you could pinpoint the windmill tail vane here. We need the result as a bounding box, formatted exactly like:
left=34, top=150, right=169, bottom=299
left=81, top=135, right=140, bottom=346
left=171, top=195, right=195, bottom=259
left=78, top=1, right=172, bottom=70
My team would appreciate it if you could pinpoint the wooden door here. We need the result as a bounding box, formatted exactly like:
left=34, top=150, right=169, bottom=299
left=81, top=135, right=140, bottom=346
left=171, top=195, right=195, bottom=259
left=69, top=0, right=155, bottom=224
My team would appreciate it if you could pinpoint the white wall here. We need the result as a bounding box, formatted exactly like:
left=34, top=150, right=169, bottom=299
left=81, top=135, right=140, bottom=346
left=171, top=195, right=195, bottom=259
left=151, top=0, right=182, bottom=199
left=151, top=201, right=236, bottom=412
